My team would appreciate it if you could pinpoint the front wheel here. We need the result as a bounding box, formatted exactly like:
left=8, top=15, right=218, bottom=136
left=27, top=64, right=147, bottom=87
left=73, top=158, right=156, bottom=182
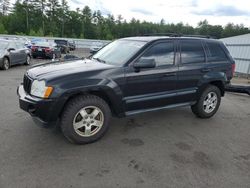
left=191, top=85, right=221, bottom=118
left=0, top=57, right=10, bottom=70
left=60, top=95, right=111, bottom=144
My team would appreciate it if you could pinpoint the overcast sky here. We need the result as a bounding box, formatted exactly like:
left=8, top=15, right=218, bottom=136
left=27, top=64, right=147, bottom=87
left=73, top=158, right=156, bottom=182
left=67, top=0, right=250, bottom=26
left=9, top=0, right=250, bottom=27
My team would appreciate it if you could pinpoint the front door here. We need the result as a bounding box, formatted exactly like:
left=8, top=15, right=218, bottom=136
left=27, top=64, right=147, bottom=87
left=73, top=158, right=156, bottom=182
left=123, top=40, right=178, bottom=114
left=8, top=42, right=19, bottom=65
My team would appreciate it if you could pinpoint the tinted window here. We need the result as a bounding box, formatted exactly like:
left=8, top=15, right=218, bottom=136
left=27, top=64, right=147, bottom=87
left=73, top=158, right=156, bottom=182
left=181, top=40, right=205, bottom=64
left=139, top=42, right=174, bottom=66
left=55, top=40, right=67, bottom=45
left=206, top=42, right=227, bottom=61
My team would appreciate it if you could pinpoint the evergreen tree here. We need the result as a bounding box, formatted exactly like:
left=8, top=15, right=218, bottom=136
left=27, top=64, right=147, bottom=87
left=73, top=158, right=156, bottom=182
left=0, top=0, right=10, bottom=15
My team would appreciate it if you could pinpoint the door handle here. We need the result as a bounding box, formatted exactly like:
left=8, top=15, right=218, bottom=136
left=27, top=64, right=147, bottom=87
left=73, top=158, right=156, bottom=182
left=163, top=72, right=176, bottom=77
left=201, top=68, right=212, bottom=73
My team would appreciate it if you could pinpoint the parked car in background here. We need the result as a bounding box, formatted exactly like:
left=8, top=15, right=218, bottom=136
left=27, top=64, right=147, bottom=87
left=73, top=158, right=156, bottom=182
left=54, top=39, right=70, bottom=54
left=31, top=41, right=61, bottom=59
left=90, top=41, right=105, bottom=54
left=69, top=40, right=76, bottom=51
left=18, top=37, right=32, bottom=49
left=0, top=39, right=31, bottom=70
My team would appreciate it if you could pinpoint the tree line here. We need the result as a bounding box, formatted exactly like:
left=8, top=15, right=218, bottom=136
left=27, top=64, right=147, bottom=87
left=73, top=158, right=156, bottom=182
left=0, top=0, right=249, bottom=39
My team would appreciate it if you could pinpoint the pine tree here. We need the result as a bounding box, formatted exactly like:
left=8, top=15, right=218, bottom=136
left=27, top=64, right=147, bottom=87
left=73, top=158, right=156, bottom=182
left=59, top=0, right=69, bottom=37
left=30, top=0, right=47, bottom=35
left=46, top=0, right=60, bottom=35
left=0, top=0, right=10, bottom=15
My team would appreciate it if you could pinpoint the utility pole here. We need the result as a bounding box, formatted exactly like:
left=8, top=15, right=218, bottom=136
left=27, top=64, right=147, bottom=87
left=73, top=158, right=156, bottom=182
left=24, top=8, right=29, bottom=33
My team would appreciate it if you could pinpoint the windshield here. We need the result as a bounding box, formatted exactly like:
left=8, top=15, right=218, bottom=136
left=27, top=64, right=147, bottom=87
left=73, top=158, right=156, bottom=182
left=34, top=42, right=55, bottom=47
left=55, top=40, right=67, bottom=45
left=92, top=40, right=146, bottom=65
left=0, top=41, right=9, bottom=50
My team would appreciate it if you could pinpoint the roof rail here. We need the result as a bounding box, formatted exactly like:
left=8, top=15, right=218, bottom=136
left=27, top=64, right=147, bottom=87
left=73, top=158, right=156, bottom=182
left=142, top=33, right=215, bottom=39
left=142, top=33, right=181, bottom=37
left=182, top=34, right=215, bottom=39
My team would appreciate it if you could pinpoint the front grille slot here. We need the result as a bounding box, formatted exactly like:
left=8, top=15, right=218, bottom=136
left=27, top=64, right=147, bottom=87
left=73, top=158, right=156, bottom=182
left=23, top=74, right=32, bottom=94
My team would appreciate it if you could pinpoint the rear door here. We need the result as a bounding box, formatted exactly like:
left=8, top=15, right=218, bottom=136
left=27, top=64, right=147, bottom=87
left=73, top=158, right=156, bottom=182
left=15, top=42, right=27, bottom=63
left=176, top=39, right=207, bottom=103
left=124, top=40, right=178, bottom=113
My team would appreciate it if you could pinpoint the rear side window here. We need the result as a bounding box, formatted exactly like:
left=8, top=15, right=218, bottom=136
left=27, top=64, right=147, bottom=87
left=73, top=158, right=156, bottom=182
left=181, top=40, right=205, bottom=64
left=206, top=42, right=227, bottom=62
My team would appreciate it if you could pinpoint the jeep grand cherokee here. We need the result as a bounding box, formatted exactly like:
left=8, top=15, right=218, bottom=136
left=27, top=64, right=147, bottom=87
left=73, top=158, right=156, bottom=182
left=17, top=36, right=235, bottom=144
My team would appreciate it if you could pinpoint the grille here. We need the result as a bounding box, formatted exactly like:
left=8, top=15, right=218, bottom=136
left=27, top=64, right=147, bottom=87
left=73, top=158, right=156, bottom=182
left=23, top=74, right=32, bottom=94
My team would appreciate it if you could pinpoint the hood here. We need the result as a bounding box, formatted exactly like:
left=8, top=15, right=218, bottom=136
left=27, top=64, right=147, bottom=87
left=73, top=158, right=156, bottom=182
left=27, top=59, right=114, bottom=80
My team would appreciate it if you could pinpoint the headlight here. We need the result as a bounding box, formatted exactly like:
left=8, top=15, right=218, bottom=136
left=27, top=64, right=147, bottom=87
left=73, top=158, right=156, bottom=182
left=30, top=80, right=53, bottom=98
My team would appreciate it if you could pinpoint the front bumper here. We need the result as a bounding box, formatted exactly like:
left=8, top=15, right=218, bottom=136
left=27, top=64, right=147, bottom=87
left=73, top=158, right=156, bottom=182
left=17, top=84, right=60, bottom=127
left=0, top=58, right=3, bottom=67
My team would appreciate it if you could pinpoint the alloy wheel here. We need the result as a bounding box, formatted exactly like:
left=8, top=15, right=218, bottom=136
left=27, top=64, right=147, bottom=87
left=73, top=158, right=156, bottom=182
left=73, top=106, right=104, bottom=137
left=203, top=91, right=218, bottom=113
left=3, top=58, right=9, bottom=70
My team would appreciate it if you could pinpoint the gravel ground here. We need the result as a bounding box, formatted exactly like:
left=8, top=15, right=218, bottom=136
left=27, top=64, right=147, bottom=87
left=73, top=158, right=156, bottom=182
left=0, top=50, right=250, bottom=188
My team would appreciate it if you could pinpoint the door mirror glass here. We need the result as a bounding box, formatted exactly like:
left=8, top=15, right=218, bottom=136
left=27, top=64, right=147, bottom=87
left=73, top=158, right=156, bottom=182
left=133, top=58, right=156, bottom=69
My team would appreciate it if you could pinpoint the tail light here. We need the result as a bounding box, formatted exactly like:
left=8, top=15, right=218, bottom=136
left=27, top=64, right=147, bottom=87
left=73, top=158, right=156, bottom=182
left=45, top=47, right=52, bottom=52
left=31, top=46, right=36, bottom=51
left=232, top=63, right=236, bottom=76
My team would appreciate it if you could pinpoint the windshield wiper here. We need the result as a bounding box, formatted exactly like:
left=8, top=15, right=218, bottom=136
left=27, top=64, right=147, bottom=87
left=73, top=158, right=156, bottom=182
left=92, top=57, right=106, bottom=64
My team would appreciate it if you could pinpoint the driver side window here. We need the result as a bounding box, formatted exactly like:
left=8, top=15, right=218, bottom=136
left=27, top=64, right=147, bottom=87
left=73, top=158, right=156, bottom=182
left=139, top=42, right=175, bottom=66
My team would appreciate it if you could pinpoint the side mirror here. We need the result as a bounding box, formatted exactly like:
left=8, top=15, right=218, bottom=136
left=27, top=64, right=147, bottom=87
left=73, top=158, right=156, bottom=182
left=8, top=48, right=15, bottom=52
left=133, top=58, right=156, bottom=69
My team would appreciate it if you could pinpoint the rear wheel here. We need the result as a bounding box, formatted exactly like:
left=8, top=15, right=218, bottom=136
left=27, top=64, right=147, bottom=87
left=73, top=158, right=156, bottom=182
left=0, top=57, right=10, bottom=70
left=60, top=95, right=111, bottom=144
left=191, top=85, right=221, bottom=118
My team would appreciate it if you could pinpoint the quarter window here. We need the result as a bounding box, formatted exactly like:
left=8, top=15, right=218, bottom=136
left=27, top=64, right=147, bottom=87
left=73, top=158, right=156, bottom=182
left=206, top=42, right=227, bottom=61
left=139, top=42, right=175, bottom=66
left=181, top=40, right=205, bottom=64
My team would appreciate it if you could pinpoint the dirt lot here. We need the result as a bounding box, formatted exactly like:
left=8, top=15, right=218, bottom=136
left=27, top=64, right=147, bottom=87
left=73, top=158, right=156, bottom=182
left=0, top=50, right=250, bottom=188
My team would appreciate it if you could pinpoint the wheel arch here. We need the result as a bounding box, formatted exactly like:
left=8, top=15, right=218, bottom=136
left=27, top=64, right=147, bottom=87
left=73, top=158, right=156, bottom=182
left=209, top=80, right=225, bottom=96
left=57, top=87, right=124, bottom=119
left=1, top=56, right=11, bottom=68
left=198, top=71, right=227, bottom=97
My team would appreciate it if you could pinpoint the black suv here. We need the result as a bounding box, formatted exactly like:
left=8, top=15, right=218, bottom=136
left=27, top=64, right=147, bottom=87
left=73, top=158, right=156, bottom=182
left=54, top=39, right=70, bottom=54
left=17, top=36, right=235, bottom=144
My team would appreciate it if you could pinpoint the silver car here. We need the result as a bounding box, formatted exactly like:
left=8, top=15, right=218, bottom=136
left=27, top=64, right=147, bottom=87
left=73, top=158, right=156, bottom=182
left=0, top=39, right=31, bottom=70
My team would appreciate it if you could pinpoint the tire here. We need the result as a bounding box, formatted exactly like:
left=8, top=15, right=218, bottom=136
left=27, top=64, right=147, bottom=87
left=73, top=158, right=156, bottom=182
left=52, top=53, right=56, bottom=59
left=0, top=57, right=10, bottom=70
left=61, top=47, right=66, bottom=54
left=32, top=55, right=37, bottom=59
left=191, top=85, right=221, bottom=118
left=24, top=55, right=31, bottom=65
left=60, top=95, right=111, bottom=144
left=56, top=52, right=62, bottom=59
